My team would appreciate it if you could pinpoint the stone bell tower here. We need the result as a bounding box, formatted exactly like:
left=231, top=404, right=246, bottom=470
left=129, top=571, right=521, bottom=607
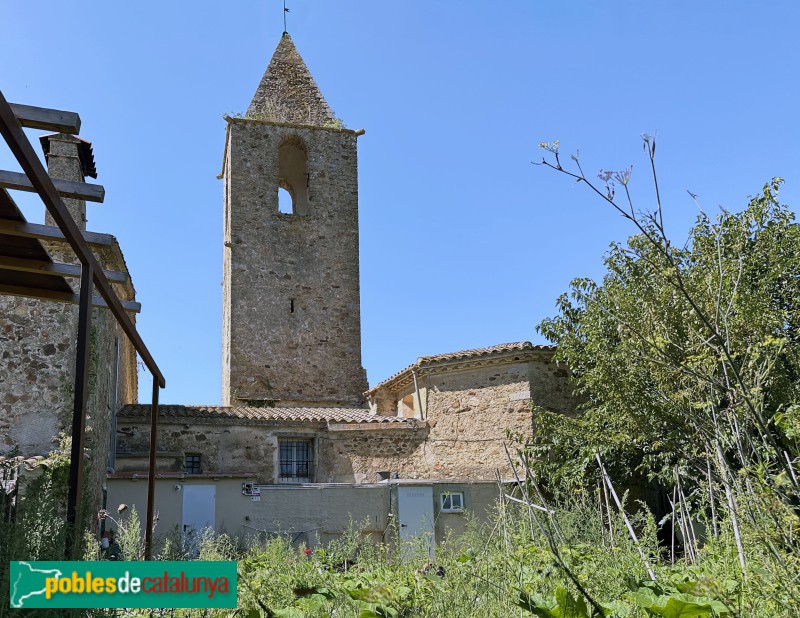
left=221, top=33, right=368, bottom=407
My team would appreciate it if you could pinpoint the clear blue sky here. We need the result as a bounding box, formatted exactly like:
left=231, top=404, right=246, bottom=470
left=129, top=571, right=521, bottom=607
left=3, top=2, right=799, bottom=405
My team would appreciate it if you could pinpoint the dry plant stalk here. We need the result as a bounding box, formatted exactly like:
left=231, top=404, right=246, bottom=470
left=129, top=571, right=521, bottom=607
left=596, top=453, right=656, bottom=580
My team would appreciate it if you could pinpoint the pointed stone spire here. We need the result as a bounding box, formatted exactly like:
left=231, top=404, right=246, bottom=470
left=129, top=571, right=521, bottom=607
left=247, top=33, right=337, bottom=127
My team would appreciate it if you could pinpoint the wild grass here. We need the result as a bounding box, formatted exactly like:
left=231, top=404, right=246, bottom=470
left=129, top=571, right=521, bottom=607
left=99, top=489, right=798, bottom=617
left=3, top=464, right=797, bottom=617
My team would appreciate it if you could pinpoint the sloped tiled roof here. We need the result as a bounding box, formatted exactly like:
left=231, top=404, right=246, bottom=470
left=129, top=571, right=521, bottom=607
left=369, top=341, right=555, bottom=393
left=118, top=404, right=411, bottom=424
left=420, top=341, right=552, bottom=363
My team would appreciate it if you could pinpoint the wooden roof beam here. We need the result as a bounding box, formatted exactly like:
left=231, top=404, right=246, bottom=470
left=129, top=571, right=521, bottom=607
left=0, top=283, right=141, bottom=312
left=0, top=169, right=104, bottom=203
left=9, top=103, right=81, bottom=134
left=0, top=255, right=129, bottom=283
left=0, top=218, right=114, bottom=246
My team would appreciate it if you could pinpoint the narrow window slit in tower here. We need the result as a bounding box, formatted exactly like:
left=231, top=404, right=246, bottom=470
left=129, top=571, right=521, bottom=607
left=290, top=299, right=295, bottom=313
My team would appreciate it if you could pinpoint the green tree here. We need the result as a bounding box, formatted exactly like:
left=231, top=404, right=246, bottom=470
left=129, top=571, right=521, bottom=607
left=534, top=174, right=800, bottom=484
left=531, top=140, right=800, bottom=582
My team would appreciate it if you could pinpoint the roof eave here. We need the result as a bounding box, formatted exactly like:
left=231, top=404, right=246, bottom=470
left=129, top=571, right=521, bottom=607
left=367, top=343, right=556, bottom=396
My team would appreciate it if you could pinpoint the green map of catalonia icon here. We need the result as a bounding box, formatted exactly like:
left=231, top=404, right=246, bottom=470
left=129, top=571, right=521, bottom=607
left=10, top=562, right=63, bottom=608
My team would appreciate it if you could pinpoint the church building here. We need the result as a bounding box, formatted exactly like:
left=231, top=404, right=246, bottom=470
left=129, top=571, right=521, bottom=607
left=107, top=33, right=575, bottom=546
left=0, top=33, right=575, bottom=547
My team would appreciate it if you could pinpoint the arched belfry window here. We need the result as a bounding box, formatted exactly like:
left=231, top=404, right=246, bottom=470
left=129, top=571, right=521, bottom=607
left=278, top=136, right=309, bottom=215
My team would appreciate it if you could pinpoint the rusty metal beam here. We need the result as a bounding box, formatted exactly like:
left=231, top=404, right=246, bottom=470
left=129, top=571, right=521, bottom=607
left=65, top=262, right=92, bottom=559
left=145, top=381, right=160, bottom=561
left=0, top=89, right=164, bottom=387
left=1, top=89, right=164, bottom=564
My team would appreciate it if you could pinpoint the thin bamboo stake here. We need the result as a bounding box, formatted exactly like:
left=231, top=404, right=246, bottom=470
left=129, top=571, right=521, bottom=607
left=602, top=470, right=615, bottom=547
left=517, top=450, right=565, bottom=544
left=678, top=488, right=697, bottom=563
left=502, top=444, right=538, bottom=540
left=681, top=485, right=699, bottom=558
left=784, top=451, right=798, bottom=486
left=675, top=469, right=698, bottom=562
left=706, top=452, right=719, bottom=538
left=495, top=469, right=511, bottom=559
left=503, top=494, right=552, bottom=513
left=722, top=481, right=746, bottom=573
left=597, top=477, right=607, bottom=546
left=670, top=486, right=676, bottom=565
left=596, top=453, right=656, bottom=580
left=672, top=492, right=683, bottom=546
left=715, top=443, right=746, bottom=574
left=668, top=493, right=692, bottom=563
left=504, top=445, right=608, bottom=617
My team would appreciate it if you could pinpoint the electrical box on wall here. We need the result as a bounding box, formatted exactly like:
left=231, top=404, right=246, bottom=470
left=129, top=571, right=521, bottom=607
left=242, top=483, right=260, bottom=496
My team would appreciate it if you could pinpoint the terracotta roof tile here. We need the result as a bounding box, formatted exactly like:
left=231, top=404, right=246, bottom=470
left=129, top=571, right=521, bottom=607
left=420, top=341, right=551, bottom=363
left=118, top=404, right=411, bottom=424
left=369, top=341, right=555, bottom=393
left=0, top=454, right=48, bottom=470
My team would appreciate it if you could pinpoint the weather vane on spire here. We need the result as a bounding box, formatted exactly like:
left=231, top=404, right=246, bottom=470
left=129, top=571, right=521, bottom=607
left=283, top=0, right=290, bottom=34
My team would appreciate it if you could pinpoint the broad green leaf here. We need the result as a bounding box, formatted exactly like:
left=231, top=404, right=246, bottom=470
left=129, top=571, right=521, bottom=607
left=630, top=590, right=730, bottom=617
left=348, top=586, right=373, bottom=601
left=514, top=590, right=559, bottom=617
left=555, top=587, right=591, bottom=618
left=515, top=588, right=592, bottom=618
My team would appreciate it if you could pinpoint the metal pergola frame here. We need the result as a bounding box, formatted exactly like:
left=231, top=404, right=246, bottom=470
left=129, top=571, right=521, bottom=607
left=0, top=90, right=165, bottom=560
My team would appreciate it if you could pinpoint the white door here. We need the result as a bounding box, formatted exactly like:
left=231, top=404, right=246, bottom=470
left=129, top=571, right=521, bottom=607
left=182, top=484, right=215, bottom=548
left=397, top=485, right=434, bottom=558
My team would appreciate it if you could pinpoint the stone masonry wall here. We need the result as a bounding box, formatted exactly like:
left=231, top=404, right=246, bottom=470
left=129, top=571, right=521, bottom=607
left=0, top=276, right=135, bottom=516
left=114, top=357, right=574, bottom=487
left=417, top=360, right=571, bottom=480
left=364, top=357, right=576, bottom=482
left=419, top=363, right=534, bottom=480
left=527, top=357, right=575, bottom=416
left=0, top=134, right=138, bottom=521
left=1, top=135, right=85, bottom=458
left=86, top=311, right=113, bottom=506
left=318, top=427, right=427, bottom=484
left=0, top=297, right=78, bottom=455
left=115, top=418, right=428, bottom=485
left=222, top=119, right=368, bottom=406
left=116, top=419, right=276, bottom=480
